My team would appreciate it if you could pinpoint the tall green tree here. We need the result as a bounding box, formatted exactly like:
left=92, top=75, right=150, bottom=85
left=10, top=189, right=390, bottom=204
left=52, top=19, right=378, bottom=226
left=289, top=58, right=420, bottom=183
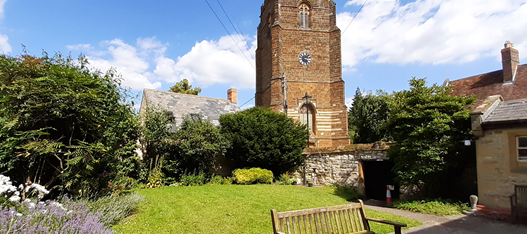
left=348, top=88, right=391, bottom=143
left=219, top=107, right=309, bottom=176
left=168, top=79, right=201, bottom=95
left=0, top=53, right=140, bottom=196
left=165, top=114, right=230, bottom=181
left=386, top=78, right=476, bottom=198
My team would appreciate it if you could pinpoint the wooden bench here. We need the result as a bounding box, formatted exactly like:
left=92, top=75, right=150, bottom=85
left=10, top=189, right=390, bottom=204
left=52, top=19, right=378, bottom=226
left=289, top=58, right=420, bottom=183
left=510, top=185, right=527, bottom=221
left=270, top=200, right=407, bottom=234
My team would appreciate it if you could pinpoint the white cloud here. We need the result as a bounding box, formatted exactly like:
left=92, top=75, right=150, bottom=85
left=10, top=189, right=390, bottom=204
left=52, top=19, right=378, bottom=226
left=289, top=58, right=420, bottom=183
left=0, top=0, right=10, bottom=53
left=68, top=35, right=255, bottom=91
left=0, top=33, right=10, bottom=54
left=345, top=97, right=354, bottom=108
left=154, top=34, right=256, bottom=89
left=68, top=38, right=162, bottom=90
left=0, top=0, right=6, bottom=19
left=338, top=0, right=527, bottom=68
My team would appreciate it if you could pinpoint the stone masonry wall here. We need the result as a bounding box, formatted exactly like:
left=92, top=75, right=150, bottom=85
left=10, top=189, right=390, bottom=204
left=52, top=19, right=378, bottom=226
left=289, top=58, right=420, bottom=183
left=476, top=128, right=527, bottom=209
left=295, top=149, right=388, bottom=194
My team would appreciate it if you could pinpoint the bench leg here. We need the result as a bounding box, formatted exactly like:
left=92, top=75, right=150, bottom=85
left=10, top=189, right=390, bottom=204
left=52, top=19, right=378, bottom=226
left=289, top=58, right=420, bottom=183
left=394, top=226, right=402, bottom=234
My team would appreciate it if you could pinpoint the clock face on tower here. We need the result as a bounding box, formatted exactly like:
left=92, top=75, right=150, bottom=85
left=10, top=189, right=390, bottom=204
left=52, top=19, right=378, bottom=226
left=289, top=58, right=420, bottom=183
left=298, top=52, right=312, bottom=66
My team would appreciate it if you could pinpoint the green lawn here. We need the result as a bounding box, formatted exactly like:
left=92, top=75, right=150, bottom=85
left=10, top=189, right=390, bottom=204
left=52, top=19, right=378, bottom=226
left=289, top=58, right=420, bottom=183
left=113, top=185, right=421, bottom=234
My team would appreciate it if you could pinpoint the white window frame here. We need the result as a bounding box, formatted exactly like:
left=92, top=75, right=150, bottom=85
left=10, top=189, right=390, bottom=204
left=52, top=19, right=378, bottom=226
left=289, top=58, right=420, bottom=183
left=517, top=136, right=527, bottom=161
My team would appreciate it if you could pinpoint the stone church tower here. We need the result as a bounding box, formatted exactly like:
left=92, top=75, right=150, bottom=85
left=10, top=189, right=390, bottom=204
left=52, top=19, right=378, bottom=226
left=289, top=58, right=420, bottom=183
left=256, top=0, right=350, bottom=148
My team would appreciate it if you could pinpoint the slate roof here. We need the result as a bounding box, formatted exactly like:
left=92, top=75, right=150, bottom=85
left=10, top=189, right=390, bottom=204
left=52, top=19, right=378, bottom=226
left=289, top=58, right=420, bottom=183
left=484, top=98, right=527, bottom=124
left=140, top=89, right=240, bottom=130
left=448, top=64, right=527, bottom=107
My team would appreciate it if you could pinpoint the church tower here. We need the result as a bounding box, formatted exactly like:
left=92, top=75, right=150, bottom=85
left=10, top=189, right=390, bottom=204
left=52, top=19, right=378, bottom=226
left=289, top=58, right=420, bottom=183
left=256, top=0, right=350, bottom=148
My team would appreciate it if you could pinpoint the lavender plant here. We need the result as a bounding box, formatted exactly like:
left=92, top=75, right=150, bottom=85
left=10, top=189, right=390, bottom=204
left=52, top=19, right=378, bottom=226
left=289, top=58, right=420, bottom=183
left=0, top=200, right=113, bottom=233
left=78, top=192, right=144, bottom=225
left=0, top=175, right=144, bottom=233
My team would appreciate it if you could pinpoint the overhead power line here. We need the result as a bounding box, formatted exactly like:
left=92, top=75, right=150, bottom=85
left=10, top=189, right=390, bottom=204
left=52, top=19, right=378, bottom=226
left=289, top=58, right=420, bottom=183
left=204, top=0, right=254, bottom=69
left=215, top=0, right=255, bottom=60
left=341, top=0, right=369, bottom=36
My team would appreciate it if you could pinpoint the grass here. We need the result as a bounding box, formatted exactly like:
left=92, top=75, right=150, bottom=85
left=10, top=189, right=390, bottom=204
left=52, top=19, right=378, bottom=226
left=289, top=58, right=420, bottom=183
left=113, top=185, right=421, bottom=234
left=392, top=199, right=470, bottom=215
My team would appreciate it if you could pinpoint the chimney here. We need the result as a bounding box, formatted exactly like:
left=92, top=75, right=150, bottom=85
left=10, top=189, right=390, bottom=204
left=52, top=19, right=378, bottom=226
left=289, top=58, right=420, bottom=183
left=227, top=88, right=238, bottom=103
left=501, top=41, right=520, bottom=83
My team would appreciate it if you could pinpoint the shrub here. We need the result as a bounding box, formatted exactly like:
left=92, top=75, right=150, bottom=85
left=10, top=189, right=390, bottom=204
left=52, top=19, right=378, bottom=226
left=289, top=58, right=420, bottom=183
left=146, top=168, right=164, bottom=189
left=0, top=200, right=112, bottom=234
left=220, top=107, right=308, bottom=176
left=276, top=173, right=295, bottom=185
left=0, top=53, right=140, bottom=196
left=80, top=192, right=144, bottom=225
left=233, top=168, right=273, bottom=185
left=208, top=175, right=233, bottom=185
left=179, top=172, right=207, bottom=186
left=392, top=199, right=470, bottom=215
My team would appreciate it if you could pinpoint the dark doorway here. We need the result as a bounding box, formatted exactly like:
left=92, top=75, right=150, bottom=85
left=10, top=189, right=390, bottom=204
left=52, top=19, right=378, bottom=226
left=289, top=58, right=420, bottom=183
left=362, top=160, right=399, bottom=200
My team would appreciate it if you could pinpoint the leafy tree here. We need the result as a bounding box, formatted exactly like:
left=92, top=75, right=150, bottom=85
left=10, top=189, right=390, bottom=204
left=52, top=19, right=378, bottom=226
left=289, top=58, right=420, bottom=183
left=386, top=78, right=476, bottom=198
left=168, top=79, right=201, bottom=95
left=164, top=114, right=230, bottom=182
left=140, top=106, right=176, bottom=186
left=0, top=53, right=140, bottom=196
left=219, top=107, right=309, bottom=176
left=348, top=88, right=391, bottom=143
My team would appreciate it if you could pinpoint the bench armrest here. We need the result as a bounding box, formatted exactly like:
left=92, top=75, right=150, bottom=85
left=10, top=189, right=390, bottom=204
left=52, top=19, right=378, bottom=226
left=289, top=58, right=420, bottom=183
left=366, top=217, right=407, bottom=227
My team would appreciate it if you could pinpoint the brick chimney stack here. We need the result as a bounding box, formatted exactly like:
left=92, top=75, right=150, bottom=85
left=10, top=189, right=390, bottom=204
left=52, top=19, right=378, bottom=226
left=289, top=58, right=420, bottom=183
left=501, top=41, right=520, bottom=83
left=227, top=88, right=237, bottom=103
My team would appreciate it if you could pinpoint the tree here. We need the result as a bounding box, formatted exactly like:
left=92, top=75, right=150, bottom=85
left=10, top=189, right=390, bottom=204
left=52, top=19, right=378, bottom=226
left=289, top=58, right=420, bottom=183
left=0, top=53, right=140, bottom=196
left=168, top=79, right=201, bottom=95
left=348, top=88, right=391, bottom=143
left=219, top=107, right=309, bottom=176
left=386, top=77, right=476, bottom=198
left=165, top=114, right=230, bottom=181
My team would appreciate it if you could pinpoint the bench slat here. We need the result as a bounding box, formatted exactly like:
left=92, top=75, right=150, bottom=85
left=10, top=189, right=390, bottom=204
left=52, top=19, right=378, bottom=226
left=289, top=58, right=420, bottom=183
left=271, top=200, right=405, bottom=234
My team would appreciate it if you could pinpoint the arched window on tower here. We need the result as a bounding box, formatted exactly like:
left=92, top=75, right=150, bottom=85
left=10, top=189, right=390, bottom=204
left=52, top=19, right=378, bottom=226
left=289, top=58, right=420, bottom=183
left=299, top=3, right=310, bottom=29
left=300, top=104, right=315, bottom=135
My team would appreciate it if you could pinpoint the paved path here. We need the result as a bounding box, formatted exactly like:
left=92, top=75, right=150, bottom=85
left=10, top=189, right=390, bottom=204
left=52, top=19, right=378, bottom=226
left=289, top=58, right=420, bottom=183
left=363, top=201, right=527, bottom=234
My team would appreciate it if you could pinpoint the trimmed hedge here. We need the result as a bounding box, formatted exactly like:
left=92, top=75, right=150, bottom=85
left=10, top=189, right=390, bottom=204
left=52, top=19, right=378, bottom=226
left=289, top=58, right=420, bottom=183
left=233, top=168, right=273, bottom=185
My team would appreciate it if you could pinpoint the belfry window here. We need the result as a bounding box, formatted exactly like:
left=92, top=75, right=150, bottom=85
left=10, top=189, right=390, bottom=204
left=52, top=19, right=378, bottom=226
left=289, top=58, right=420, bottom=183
left=299, top=4, right=310, bottom=29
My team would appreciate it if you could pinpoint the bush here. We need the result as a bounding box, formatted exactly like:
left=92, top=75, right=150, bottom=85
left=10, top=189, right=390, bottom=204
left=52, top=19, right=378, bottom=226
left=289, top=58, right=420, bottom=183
left=0, top=53, right=140, bottom=196
left=208, top=175, right=233, bottom=185
left=80, top=192, right=144, bottom=225
left=220, top=107, right=308, bottom=176
left=233, top=168, right=273, bottom=185
left=179, top=172, right=207, bottom=186
left=392, top=199, right=470, bottom=215
left=1, top=200, right=112, bottom=233
left=276, top=173, right=296, bottom=185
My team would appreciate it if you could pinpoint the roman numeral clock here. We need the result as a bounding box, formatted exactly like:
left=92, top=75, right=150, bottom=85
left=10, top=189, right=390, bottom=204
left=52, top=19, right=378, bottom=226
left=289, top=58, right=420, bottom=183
left=255, top=0, right=350, bottom=148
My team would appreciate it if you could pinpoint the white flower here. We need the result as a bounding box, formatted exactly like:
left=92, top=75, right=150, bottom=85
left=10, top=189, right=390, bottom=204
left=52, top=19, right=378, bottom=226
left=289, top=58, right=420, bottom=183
left=28, top=202, right=35, bottom=208
left=15, top=213, right=22, bottom=217
left=9, top=195, right=20, bottom=202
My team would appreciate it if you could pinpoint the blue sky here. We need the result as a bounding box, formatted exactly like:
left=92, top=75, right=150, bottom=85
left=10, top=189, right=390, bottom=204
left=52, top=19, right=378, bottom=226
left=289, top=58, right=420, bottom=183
left=1, top=0, right=526, bottom=109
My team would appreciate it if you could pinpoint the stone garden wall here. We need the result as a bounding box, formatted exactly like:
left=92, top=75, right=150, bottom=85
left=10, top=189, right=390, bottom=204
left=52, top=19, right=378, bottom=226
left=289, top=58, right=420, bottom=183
left=295, top=147, right=388, bottom=195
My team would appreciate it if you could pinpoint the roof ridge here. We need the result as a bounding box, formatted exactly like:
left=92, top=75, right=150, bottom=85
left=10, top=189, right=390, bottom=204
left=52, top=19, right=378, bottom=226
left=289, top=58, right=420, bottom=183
left=143, top=88, right=233, bottom=103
